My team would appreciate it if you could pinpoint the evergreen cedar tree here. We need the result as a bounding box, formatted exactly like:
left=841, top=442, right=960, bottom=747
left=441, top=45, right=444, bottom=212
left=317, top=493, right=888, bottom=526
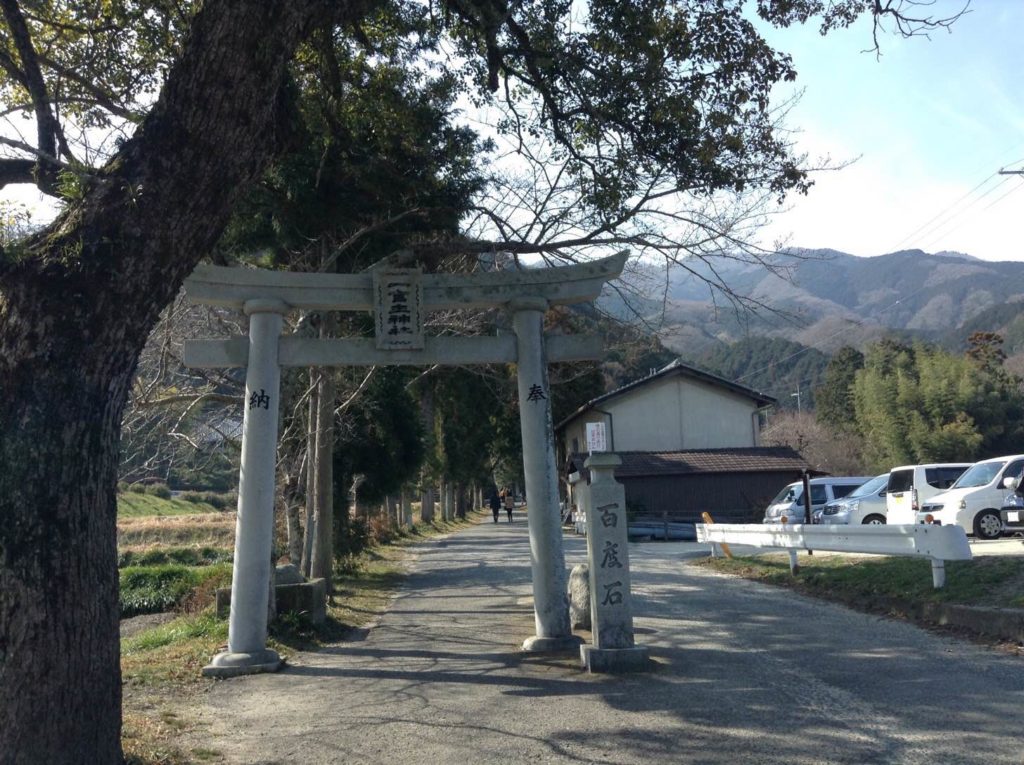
left=0, top=1, right=963, bottom=761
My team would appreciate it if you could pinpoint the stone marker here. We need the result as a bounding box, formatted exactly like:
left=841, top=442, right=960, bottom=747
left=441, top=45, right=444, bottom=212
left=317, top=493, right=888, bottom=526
left=275, top=563, right=305, bottom=585
left=580, top=453, right=649, bottom=673
left=568, top=563, right=591, bottom=630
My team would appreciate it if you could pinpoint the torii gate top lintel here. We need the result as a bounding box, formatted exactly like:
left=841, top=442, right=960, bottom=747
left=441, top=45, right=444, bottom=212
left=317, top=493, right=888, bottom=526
left=184, top=251, right=627, bottom=313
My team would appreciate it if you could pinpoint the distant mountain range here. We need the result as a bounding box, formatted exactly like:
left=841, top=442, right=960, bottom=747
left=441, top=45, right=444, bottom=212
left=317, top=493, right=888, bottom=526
left=645, top=248, right=1024, bottom=357
left=594, top=248, right=1024, bottom=407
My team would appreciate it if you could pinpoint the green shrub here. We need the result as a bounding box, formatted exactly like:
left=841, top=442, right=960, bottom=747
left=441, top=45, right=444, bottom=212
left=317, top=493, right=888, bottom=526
left=120, top=565, right=199, bottom=617
left=127, top=483, right=148, bottom=494
left=144, top=483, right=172, bottom=499
left=119, top=563, right=232, bottom=617
left=179, top=490, right=236, bottom=510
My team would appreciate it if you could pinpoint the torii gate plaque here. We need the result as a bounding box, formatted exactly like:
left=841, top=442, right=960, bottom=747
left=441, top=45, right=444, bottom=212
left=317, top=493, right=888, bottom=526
left=184, top=253, right=626, bottom=677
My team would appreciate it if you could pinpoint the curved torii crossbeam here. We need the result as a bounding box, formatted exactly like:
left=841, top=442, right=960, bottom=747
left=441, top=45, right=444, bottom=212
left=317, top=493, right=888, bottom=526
left=182, top=253, right=627, bottom=677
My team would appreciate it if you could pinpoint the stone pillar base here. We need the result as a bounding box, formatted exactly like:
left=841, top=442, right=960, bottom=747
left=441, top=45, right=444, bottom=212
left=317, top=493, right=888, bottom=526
left=580, top=644, right=650, bottom=673
left=521, top=634, right=584, bottom=653
left=202, top=648, right=283, bottom=678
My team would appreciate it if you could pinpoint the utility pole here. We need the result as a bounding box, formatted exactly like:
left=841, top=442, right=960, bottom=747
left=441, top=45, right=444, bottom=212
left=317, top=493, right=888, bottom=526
left=791, top=386, right=802, bottom=413
left=999, top=168, right=1024, bottom=176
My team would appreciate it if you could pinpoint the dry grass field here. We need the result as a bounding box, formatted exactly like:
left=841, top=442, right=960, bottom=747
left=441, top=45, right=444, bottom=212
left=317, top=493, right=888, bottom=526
left=118, top=513, right=236, bottom=550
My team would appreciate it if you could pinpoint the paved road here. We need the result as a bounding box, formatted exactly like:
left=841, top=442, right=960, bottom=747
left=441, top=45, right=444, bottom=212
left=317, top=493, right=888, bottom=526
left=192, top=518, right=1024, bottom=764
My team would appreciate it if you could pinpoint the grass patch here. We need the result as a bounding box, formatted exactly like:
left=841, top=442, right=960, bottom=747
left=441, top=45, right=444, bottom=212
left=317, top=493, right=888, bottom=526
left=696, top=553, right=1024, bottom=609
left=118, top=493, right=221, bottom=518
left=122, top=613, right=230, bottom=764
left=119, top=546, right=232, bottom=568
left=123, top=612, right=229, bottom=659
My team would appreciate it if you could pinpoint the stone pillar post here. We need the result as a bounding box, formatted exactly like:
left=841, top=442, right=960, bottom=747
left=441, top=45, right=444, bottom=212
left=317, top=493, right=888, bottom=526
left=204, top=299, right=287, bottom=677
left=580, top=453, right=649, bottom=672
left=512, top=298, right=580, bottom=653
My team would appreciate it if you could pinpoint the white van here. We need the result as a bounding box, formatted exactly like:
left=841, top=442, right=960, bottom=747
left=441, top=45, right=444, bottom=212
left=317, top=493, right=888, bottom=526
left=916, top=454, right=1024, bottom=539
left=885, top=463, right=971, bottom=525
left=763, top=477, right=871, bottom=524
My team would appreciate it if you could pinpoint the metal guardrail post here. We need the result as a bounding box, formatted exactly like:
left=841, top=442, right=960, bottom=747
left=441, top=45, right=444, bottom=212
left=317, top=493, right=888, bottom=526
left=700, top=512, right=732, bottom=559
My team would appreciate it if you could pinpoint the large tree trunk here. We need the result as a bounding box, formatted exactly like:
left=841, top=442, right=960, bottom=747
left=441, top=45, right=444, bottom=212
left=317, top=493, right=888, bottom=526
left=401, top=488, right=413, bottom=528
left=0, top=2, right=335, bottom=761
left=420, top=486, right=435, bottom=522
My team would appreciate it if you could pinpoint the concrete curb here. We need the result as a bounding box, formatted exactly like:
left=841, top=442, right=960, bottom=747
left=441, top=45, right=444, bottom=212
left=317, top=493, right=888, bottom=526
left=855, top=595, right=1024, bottom=644
left=921, top=603, right=1024, bottom=643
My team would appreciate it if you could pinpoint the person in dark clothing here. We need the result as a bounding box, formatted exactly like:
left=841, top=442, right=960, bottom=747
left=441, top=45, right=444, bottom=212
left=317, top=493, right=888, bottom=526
left=489, top=493, right=501, bottom=523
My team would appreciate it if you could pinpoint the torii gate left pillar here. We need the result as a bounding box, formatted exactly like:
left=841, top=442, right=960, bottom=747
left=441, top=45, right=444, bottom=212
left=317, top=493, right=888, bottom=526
left=204, top=299, right=287, bottom=677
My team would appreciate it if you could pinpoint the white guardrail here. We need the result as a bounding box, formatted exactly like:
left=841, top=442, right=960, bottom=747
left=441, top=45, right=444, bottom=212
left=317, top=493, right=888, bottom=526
left=695, top=523, right=973, bottom=588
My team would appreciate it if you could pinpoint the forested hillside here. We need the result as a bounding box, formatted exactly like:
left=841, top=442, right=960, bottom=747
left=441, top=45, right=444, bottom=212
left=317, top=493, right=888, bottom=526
left=691, top=337, right=830, bottom=409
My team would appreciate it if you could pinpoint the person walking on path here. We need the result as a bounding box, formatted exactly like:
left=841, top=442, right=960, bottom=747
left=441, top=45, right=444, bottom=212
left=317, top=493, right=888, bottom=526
left=503, top=488, right=515, bottom=523
left=489, top=492, right=501, bottom=523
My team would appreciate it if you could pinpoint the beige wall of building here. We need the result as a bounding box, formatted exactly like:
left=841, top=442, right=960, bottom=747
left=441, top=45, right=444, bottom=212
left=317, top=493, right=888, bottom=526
left=561, top=374, right=761, bottom=456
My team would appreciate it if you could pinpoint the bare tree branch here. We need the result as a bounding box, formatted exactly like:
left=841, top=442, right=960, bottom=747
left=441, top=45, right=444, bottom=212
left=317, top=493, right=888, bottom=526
left=0, top=0, right=61, bottom=192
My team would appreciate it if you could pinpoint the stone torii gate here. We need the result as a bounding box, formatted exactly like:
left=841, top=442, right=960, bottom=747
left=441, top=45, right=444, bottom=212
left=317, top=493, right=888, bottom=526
left=181, top=253, right=627, bottom=677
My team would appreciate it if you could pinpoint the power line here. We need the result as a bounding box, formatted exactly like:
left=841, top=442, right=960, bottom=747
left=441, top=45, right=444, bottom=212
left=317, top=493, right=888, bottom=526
left=888, top=148, right=1024, bottom=254
left=888, top=171, right=1005, bottom=253
left=912, top=175, right=1014, bottom=252
left=980, top=177, right=1024, bottom=212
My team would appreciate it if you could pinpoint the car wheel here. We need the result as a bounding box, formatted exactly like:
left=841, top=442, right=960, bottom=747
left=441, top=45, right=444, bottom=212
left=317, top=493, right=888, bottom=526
left=861, top=514, right=886, bottom=525
left=973, top=510, right=1002, bottom=540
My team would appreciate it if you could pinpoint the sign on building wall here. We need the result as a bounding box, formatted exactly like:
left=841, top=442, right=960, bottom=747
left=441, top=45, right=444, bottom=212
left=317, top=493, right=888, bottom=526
left=586, top=421, right=608, bottom=453
left=373, top=269, right=424, bottom=350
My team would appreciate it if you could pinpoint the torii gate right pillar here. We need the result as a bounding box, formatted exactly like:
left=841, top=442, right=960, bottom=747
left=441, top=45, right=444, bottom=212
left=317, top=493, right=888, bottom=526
left=512, top=298, right=582, bottom=652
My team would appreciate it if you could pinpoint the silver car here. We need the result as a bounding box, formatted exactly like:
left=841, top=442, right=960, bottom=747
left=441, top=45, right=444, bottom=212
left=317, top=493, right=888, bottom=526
left=818, top=474, right=889, bottom=526
left=763, top=476, right=871, bottom=524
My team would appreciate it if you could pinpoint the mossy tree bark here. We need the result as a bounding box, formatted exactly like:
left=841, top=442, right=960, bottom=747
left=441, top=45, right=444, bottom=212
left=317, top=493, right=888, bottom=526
left=0, top=1, right=336, bottom=762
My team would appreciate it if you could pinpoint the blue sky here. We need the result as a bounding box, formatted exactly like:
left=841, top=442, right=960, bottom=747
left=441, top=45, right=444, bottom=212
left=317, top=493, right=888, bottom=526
left=755, top=1, right=1024, bottom=262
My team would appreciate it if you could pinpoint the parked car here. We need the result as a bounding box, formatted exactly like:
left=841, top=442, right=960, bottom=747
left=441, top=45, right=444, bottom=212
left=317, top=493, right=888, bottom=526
left=916, top=454, right=1024, bottom=540
left=885, top=463, right=971, bottom=525
left=999, top=476, right=1024, bottom=535
left=763, top=476, right=872, bottom=524
left=818, top=473, right=889, bottom=526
